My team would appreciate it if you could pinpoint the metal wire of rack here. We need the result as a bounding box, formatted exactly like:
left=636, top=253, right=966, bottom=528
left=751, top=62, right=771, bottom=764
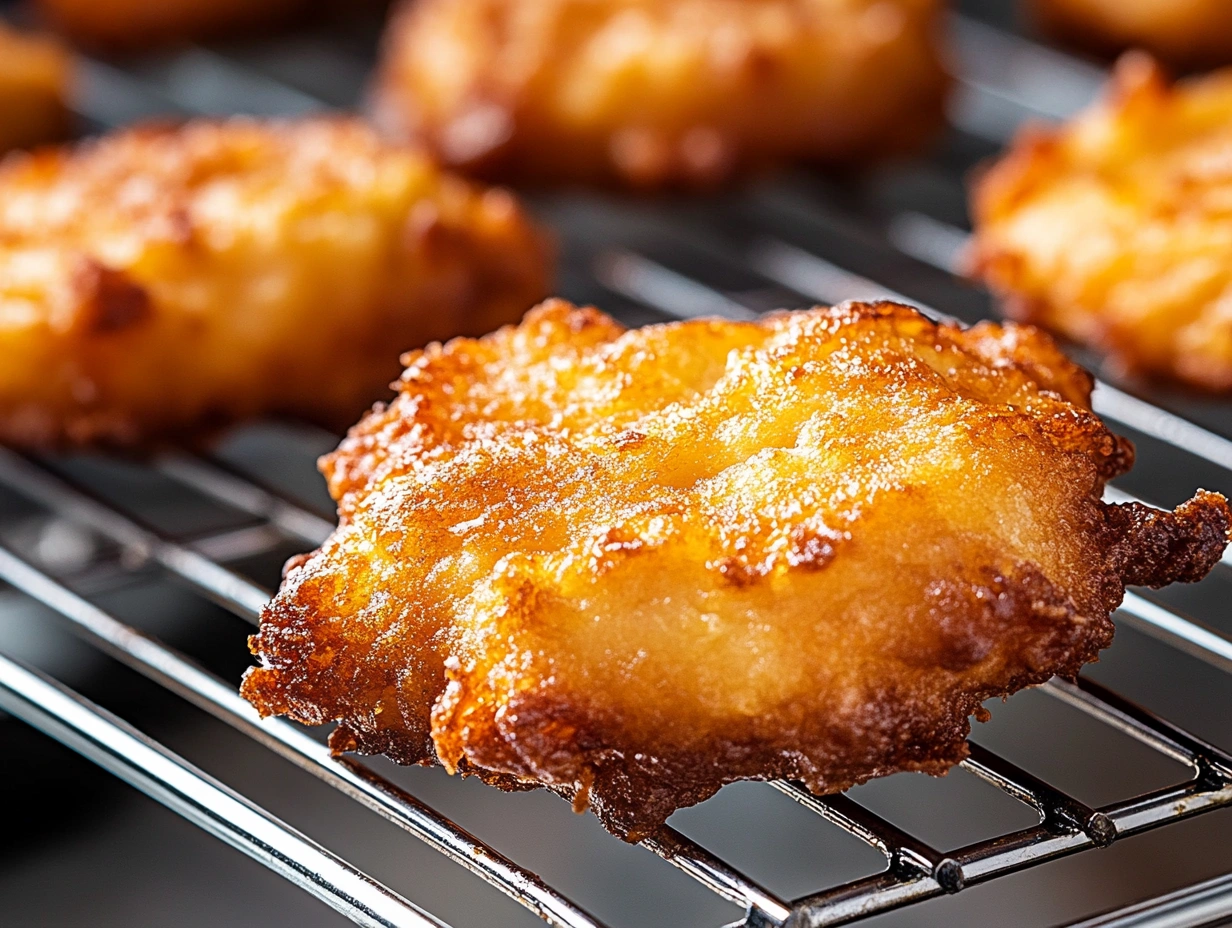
left=3, top=5, right=1232, bottom=928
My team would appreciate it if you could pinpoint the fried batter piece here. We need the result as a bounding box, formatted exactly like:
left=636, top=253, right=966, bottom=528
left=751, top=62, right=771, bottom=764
left=242, top=299, right=1230, bottom=841
left=372, top=0, right=949, bottom=189
left=0, top=118, right=551, bottom=448
left=0, top=23, right=70, bottom=154
left=969, top=54, right=1232, bottom=391
left=1031, top=0, right=1232, bottom=70
left=33, top=0, right=303, bottom=51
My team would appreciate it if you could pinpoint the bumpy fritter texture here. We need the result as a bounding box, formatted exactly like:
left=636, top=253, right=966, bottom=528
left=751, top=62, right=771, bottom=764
left=371, top=0, right=949, bottom=189
left=0, top=23, right=69, bottom=154
left=242, top=299, right=1230, bottom=841
left=970, top=54, right=1232, bottom=392
left=1032, top=0, right=1232, bottom=70
left=0, top=118, right=551, bottom=448
left=33, top=0, right=303, bottom=51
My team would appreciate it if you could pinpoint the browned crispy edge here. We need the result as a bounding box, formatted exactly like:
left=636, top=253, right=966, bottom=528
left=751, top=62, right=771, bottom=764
left=240, top=302, right=1232, bottom=840
left=265, top=489, right=1231, bottom=841
left=424, top=491, right=1228, bottom=840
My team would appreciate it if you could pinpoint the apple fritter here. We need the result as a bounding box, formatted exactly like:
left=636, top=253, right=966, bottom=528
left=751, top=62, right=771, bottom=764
left=1032, top=0, right=1232, bottom=70
left=371, top=0, right=949, bottom=189
left=0, top=23, right=69, bottom=154
left=33, top=0, right=303, bottom=51
left=970, top=54, right=1232, bottom=391
left=0, top=117, right=551, bottom=448
left=241, top=299, right=1230, bottom=841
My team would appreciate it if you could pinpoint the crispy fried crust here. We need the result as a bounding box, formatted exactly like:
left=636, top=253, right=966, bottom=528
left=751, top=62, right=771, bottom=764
left=1031, top=0, right=1232, bottom=70
left=33, top=0, right=304, bottom=51
left=371, top=0, right=949, bottom=189
left=970, top=54, right=1232, bottom=392
left=241, top=299, right=1230, bottom=841
left=0, top=117, right=551, bottom=448
left=0, top=23, right=69, bottom=154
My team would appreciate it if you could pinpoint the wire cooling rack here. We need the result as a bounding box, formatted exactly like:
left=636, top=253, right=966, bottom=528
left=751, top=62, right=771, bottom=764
left=2, top=4, right=1232, bottom=927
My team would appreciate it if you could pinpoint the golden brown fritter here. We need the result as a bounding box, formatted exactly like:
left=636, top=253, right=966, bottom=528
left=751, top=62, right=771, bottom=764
left=0, top=23, right=70, bottom=154
left=970, top=54, right=1232, bottom=391
left=0, top=118, right=551, bottom=448
left=33, top=0, right=303, bottom=51
left=241, top=299, right=1230, bottom=841
left=1031, top=0, right=1232, bottom=70
left=371, top=0, right=950, bottom=190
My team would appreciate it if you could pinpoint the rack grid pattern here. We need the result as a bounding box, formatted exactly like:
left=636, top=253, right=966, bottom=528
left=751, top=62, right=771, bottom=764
left=3, top=6, right=1232, bottom=928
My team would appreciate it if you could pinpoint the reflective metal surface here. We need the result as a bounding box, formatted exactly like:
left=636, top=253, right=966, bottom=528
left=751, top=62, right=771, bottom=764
left=0, top=651, right=447, bottom=928
left=2, top=2, right=1232, bottom=926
